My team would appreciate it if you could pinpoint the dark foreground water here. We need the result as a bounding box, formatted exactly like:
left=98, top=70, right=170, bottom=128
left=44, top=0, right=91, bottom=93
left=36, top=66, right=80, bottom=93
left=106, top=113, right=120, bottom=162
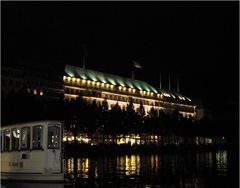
left=64, top=150, right=232, bottom=188
left=2, top=150, right=238, bottom=188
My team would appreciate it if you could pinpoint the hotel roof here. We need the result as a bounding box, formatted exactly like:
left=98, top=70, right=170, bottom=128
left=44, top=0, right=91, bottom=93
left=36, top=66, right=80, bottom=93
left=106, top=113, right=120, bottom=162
left=64, top=65, right=193, bottom=105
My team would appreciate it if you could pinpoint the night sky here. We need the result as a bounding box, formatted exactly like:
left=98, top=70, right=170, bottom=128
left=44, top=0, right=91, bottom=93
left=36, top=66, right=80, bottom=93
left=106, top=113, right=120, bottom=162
left=2, top=2, right=239, bottom=118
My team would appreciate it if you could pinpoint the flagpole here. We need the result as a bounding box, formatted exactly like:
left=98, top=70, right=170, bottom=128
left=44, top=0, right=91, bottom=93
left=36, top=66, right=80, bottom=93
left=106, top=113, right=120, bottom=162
left=83, top=54, right=85, bottom=69
left=159, top=74, right=162, bottom=89
left=169, top=74, right=171, bottom=91
left=132, top=66, right=134, bottom=80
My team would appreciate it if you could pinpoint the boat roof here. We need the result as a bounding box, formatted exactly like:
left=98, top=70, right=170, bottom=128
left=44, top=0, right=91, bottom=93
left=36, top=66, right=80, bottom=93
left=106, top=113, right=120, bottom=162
left=1, top=120, right=63, bottom=129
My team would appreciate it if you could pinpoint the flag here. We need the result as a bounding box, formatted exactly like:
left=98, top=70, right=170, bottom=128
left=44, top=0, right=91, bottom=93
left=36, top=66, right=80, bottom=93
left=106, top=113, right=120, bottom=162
left=133, top=61, right=142, bottom=69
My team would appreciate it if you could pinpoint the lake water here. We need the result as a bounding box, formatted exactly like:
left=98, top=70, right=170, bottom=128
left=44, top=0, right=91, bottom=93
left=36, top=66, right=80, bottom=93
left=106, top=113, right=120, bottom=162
left=2, top=150, right=236, bottom=188
left=63, top=150, right=233, bottom=187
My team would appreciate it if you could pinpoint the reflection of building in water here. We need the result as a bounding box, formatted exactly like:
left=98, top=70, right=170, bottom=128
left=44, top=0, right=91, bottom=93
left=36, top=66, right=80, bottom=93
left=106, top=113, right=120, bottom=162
left=77, top=158, right=89, bottom=178
left=150, top=155, right=160, bottom=174
left=216, top=151, right=227, bottom=175
left=63, top=65, right=196, bottom=118
left=117, top=155, right=140, bottom=176
left=65, top=158, right=74, bottom=174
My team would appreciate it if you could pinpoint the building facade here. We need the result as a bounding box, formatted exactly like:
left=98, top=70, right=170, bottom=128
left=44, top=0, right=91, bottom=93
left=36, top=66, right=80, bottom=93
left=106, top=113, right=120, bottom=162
left=63, top=65, right=196, bottom=118
left=2, top=64, right=64, bottom=100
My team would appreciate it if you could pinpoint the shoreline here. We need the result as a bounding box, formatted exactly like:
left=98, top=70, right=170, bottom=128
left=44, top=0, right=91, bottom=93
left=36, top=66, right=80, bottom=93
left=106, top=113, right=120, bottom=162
left=64, top=143, right=230, bottom=157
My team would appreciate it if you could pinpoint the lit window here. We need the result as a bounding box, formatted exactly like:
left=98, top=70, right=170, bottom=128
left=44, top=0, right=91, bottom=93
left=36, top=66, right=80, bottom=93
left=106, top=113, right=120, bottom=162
left=12, top=128, right=20, bottom=151
left=128, top=88, right=132, bottom=92
left=101, top=83, right=105, bottom=87
left=119, top=86, right=122, bottom=90
left=3, top=130, right=10, bottom=151
left=48, top=126, right=60, bottom=149
left=33, top=126, right=43, bottom=149
left=63, top=76, right=66, bottom=80
left=33, top=89, right=37, bottom=95
left=40, top=90, right=43, bottom=96
left=87, top=80, right=91, bottom=84
left=82, top=80, right=86, bottom=84
left=106, top=84, right=109, bottom=88
left=72, top=78, right=76, bottom=82
left=77, top=78, right=80, bottom=83
left=67, top=77, right=71, bottom=82
left=110, top=85, right=114, bottom=89
left=21, top=127, right=30, bottom=149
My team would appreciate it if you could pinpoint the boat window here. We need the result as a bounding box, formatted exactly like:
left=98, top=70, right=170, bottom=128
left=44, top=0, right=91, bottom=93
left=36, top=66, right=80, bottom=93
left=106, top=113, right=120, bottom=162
left=21, top=127, right=30, bottom=149
left=3, top=129, right=11, bottom=151
left=33, top=126, right=43, bottom=149
left=48, top=126, right=60, bottom=149
left=12, top=128, right=20, bottom=150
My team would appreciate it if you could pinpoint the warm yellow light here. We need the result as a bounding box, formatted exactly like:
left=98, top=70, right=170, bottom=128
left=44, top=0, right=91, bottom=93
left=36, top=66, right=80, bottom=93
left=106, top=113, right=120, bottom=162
left=101, top=83, right=105, bottom=87
left=143, top=91, right=146, bottom=95
left=72, top=78, right=76, bottom=82
left=82, top=80, right=86, bottom=84
left=106, top=84, right=110, bottom=88
left=133, top=89, right=136, bottom=93
left=110, top=85, right=114, bottom=89
left=40, top=90, right=43, bottom=96
left=68, top=77, right=71, bottom=81
left=77, top=78, right=80, bottom=82
left=92, top=81, right=95, bottom=86
left=157, top=94, right=160, bottom=97
left=33, top=89, right=37, bottom=95
left=96, top=82, right=100, bottom=87
left=123, top=87, right=126, bottom=91
left=87, top=80, right=91, bottom=84
left=128, top=88, right=132, bottom=92
left=119, top=86, right=122, bottom=90
left=150, top=92, right=153, bottom=96
left=63, top=76, right=66, bottom=80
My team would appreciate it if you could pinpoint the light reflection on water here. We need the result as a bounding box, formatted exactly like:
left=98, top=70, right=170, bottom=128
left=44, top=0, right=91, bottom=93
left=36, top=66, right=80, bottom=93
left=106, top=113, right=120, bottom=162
left=63, top=150, right=229, bottom=187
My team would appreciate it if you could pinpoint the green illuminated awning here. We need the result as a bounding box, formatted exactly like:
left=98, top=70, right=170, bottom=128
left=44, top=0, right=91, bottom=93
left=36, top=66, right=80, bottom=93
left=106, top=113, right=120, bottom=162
left=65, top=65, right=158, bottom=93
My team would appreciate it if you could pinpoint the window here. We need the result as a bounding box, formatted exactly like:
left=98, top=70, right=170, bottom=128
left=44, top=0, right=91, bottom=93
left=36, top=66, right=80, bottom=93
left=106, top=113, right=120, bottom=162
left=40, top=90, right=43, bottom=96
left=48, top=126, right=60, bottom=149
left=21, top=127, right=30, bottom=149
left=33, top=89, right=37, bottom=95
left=3, top=130, right=10, bottom=151
left=16, top=81, right=20, bottom=88
left=12, top=128, right=20, bottom=150
left=32, top=126, right=43, bottom=149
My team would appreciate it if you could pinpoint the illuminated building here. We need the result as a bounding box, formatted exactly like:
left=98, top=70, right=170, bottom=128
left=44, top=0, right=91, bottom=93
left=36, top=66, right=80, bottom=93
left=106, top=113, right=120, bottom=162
left=63, top=65, right=196, bottom=118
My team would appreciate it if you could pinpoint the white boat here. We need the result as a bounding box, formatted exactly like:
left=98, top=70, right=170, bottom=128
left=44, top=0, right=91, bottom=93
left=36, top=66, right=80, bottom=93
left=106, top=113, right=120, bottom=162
left=1, top=120, right=64, bottom=182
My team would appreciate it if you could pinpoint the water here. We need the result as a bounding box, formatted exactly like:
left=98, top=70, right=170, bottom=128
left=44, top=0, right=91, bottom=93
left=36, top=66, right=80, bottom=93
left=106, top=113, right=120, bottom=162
left=2, top=150, right=236, bottom=188
left=64, top=150, right=232, bottom=187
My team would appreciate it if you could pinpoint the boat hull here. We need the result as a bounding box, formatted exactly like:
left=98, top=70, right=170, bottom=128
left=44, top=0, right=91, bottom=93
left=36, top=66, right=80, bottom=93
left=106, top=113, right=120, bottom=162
left=1, top=172, right=64, bottom=182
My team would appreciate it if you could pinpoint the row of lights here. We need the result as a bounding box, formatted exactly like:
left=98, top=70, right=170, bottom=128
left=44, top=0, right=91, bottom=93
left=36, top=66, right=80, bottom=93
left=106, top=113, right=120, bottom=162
left=63, top=76, right=192, bottom=101
left=64, top=76, right=114, bottom=89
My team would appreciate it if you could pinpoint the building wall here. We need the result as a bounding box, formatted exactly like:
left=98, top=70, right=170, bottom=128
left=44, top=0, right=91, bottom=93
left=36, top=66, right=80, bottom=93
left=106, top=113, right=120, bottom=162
left=63, top=77, right=196, bottom=118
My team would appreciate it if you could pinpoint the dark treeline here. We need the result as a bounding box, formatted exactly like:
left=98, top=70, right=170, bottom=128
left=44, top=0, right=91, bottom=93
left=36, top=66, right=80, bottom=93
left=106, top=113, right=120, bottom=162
left=1, top=89, right=235, bottom=145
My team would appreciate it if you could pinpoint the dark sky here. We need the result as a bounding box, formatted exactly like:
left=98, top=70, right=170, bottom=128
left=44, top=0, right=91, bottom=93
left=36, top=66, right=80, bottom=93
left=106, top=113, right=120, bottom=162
left=2, top=1, right=239, bottom=115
